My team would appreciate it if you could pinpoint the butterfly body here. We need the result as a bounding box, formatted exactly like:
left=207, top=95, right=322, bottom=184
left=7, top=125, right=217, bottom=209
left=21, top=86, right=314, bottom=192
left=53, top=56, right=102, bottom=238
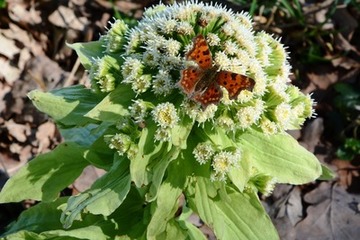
left=179, top=35, right=255, bottom=108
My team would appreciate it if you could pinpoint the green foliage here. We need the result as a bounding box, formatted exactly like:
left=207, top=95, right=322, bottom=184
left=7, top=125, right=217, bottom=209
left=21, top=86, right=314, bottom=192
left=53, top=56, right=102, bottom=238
left=337, top=138, right=360, bottom=161
left=0, top=0, right=5, bottom=9
left=333, top=83, right=360, bottom=161
left=239, top=130, right=321, bottom=184
left=334, top=83, right=360, bottom=118
left=0, top=2, right=327, bottom=239
left=0, top=142, right=89, bottom=203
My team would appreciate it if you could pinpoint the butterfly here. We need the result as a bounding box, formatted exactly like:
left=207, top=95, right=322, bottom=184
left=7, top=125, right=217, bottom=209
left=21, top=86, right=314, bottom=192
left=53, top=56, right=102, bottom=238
left=179, top=34, right=255, bottom=108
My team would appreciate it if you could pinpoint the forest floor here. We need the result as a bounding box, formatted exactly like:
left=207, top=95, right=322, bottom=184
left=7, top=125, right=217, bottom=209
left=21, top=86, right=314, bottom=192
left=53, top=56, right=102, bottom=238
left=0, top=0, right=360, bottom=239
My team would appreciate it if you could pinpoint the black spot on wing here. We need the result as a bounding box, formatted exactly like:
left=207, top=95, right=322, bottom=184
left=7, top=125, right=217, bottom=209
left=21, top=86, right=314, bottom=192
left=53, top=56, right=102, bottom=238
left=231, top=73, right=237, bottom=81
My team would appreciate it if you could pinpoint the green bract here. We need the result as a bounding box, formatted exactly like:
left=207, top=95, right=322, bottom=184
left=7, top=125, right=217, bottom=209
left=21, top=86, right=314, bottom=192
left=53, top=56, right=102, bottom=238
left=0, top=1, right=330, bottom=240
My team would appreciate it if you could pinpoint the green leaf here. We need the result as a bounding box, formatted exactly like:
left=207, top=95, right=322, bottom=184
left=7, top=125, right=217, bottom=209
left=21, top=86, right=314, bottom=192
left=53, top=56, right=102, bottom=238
left=186, top=177, right=279, bottom=240
left=239, top=130, right=321, bottom=184
left=228, top=155, right=252, bottom=192
left=1, top=231, right=48, bottom=240
left=130, top=125, right=164, bottom=188
left=147, top=180, right=183, bottom=239
left=318, top=164, right=336, bottom=180
left=177, top=219, right=207, bottom=240
left=0, top=0, right=6, bottom=9
left=334, top=83, right=360, bottom=98
left=85, top=84, right=135, bottom=122
left=38, top=226, right=109, bottom=240
left=61, top=122, right=115, bottom=170
left=197, top=124, right=234, bottom=148
left=2, top=197, right=116, bottom=240
left=160, top=219, right=189, bottom=240
left=3, top=198, right=68, bottom=236
left=109, top=187, right=148, bottom=239
left=67, top=41, right=106, bottom=70
left=61, top=157, right=131, bottom=228
left=146, top=146, right=181, bottom=201
left=336, top=138, right=360, bottom=161
left=0, top=142, right=89, bottom=203
left=171, top=117, right=194, bottom=149
left=60, top=123, right=110, bottom=147
left=28, top=85, right=103, bottom=127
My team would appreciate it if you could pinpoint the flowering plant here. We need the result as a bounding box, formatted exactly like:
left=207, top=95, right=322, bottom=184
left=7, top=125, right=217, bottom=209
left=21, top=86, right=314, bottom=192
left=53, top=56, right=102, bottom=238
left=0, top=1, right=331, bottom=239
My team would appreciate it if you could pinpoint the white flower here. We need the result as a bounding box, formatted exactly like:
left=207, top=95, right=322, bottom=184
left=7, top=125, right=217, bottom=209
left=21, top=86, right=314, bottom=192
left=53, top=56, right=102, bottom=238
left=193, top=142, right=215, bottom=165
left=235, top=12, right=253, bottom=29
left=237, top=90, right=254, bottom=103
left=181, top=100, right=201, bottom=120
left=109, top=133, right=132, bottom=156
left=131, top=74, right=152, bottom=95
left=274, top=102, right=293, bottom=129
left=212, top=150, right=241, bottom=175
left=196, top=104, right=218, bottom=123
left=176, top=22, right=194, bottom=35
left=101, top=0, right=312, bottom=135
left=234, top=25, right=256, bottom=56
left=154, top=127, right=171, bottom=142
left=161, top=19, right=178, bottom=35
left=152, top=102, right=179, bottom=128
left=124, top=29, right=141, bottom=54
left=165, top=39, right=181, bottom=56
left=142, top=49, right=161, bottom=67
left=152, top=70, right=173, bottom=96
left=260, top=118, right=278, bottom=135
left=223, top=40, right=238, bottom=55
left=236, top=105, right=262, bottom=129
left=221, top=22, right=234, bottom=36
left=122, top=57, right=144, bottom=80
left=207, top=33, right=221, bottom=46
left=129, top=99, right=149, bottom=123
left=214, top=51, right=231, bottom=70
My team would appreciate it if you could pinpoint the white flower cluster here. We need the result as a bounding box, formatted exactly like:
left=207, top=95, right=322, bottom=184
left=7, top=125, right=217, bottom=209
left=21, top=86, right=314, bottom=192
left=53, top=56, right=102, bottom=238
left=103, top=1, right=314, bottom=136
left=152, top=102, right=179, bottom=142
left=100, top=1, right=315, bottom=156
left=193, top=142, right=242, bottom=182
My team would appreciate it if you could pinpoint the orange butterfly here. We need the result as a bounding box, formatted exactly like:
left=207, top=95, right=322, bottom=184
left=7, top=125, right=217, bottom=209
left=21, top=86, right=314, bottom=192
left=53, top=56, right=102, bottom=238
left=179, top=35, right=255, bottom=108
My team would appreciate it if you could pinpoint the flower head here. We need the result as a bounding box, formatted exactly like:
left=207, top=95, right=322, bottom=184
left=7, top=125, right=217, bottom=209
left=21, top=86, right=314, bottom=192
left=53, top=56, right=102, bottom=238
left=152, top=103, right=179, bottom=129
left=89, top=55, right=121, bottom=92
left=211, top=150, right=242, bottom=182
left=193, top=142, right=215, bottom=165
left=248, top=171, right=277, bottom=196
left=108, top=133, right=132, bottom=156
left=129, top=99, right=151, bottom=123
left=105, top=19, right=128, bottom=53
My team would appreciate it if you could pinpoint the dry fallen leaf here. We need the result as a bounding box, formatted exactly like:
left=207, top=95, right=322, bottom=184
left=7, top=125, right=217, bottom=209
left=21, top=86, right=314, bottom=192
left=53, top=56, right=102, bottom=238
left=48, top=5, right=88, bottom=31
left=306, top=67, right=338, bottom=90
left=0, top=34, right=19, bottom=59
left=35, top=121, right=57, bottom=154
left=73, top=166, right=106, bottom=193
left=0, top=57, right=21, bottom=85
left=295, top=182, right=360, bottom=240
left=5, top=119, right=31, bottom=143
left=300, top=118, right=324, bottom=153
left=266, top=184, right=298, bottom=240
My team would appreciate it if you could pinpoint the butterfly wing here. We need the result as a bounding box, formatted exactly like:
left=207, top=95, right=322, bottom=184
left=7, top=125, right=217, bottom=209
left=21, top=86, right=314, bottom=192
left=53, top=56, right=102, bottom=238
left=186, top=35, right=212, bottom=70
left=194, top=82, right=222, bottom=107
left=216, top=71, right=255, bottom=99
left=179, top=67, right=203, bottom=95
